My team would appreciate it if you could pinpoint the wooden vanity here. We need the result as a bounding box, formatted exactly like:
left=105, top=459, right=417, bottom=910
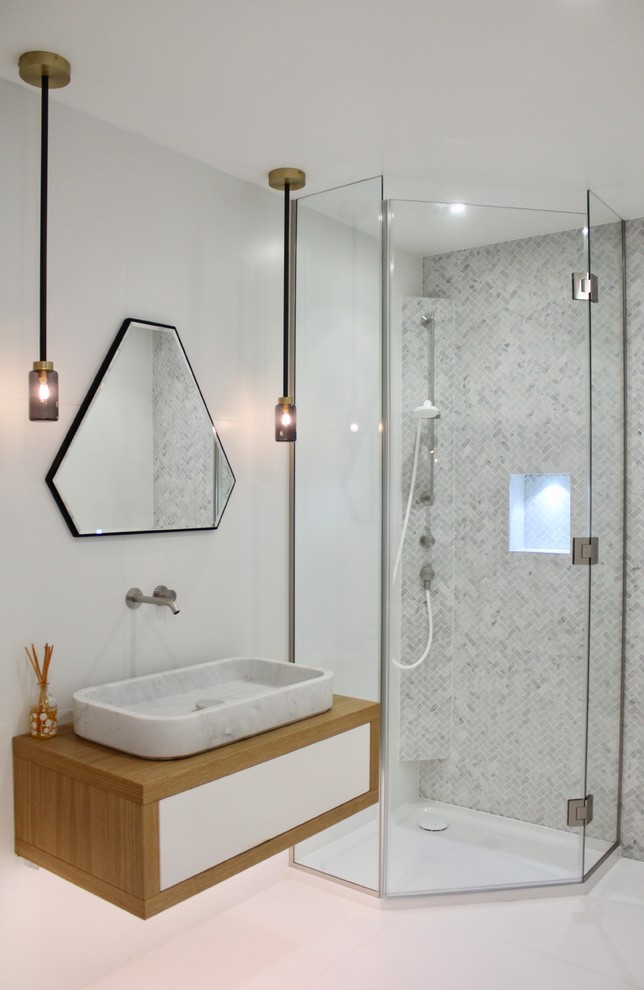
left=13, top=694, right=379, bottom=918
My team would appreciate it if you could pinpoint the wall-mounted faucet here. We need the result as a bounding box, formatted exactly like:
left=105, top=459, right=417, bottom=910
left=125, top=585, right=180, bottom=615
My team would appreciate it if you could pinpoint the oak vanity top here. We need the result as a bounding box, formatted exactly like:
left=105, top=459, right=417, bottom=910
left=13, top=693, right=379, bottom=804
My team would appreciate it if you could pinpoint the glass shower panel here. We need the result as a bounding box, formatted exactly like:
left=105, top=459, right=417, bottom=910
left=584, top=193, right=625, bottom=873
left=385, top=200, right=591, bottom=895
left=291, top=176, right=383, bottom=890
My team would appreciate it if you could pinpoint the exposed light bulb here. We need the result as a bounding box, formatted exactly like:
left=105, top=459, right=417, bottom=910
left=38, top=380, right=50, bottom=402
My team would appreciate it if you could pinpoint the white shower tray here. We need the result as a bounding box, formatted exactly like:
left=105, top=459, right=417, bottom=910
left=73, top=657, right=333, bottom=759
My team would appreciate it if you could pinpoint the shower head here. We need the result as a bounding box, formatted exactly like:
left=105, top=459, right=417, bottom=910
left=420, top=315, right=435, bottom=329
left=414, top=399, right=440, bottom=420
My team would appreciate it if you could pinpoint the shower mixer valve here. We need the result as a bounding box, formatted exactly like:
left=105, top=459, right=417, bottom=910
left=420, top=565, right=434, bottom=588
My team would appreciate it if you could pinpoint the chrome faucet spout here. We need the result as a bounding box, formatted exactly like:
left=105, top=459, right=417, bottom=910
left=160, top=597, right=180, bottom=615
left=136, top=593, right=179, bottom=614
left=125, top=585, right=180, bottom=614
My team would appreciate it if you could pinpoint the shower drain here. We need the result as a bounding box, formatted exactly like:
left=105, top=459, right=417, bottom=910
left=418, top=813, right=448, bottom=832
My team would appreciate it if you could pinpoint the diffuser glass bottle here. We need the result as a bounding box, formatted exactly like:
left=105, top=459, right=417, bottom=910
left=30, top=682, right=58, bottom=738
left=25, top=643, right=58, bottom=739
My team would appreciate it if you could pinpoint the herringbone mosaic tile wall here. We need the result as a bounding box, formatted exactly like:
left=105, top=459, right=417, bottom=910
left=398, top=297, right=455, bottom=760
left=622, top=217, right=644, bottom=861
left=395, top=223, right=628, bottom=839
left=584, top=219, right=625, bottom=849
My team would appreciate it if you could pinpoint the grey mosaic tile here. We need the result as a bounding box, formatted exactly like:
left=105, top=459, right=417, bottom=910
left=622, top=217, right=644, bottom=861
left=393, top=223, right=626, bottom=840
left=398, top=298, right=454, bottom=760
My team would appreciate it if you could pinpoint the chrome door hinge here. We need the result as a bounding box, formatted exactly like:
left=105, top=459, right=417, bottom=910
left=572, top=272, right=598, bottom=302
left=567, top=794, right=594, bottom=828
left=572, top=536, right=599, bottom=565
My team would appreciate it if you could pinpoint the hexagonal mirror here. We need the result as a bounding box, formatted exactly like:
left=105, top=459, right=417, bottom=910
left=46, top=318, right=235, bottom=536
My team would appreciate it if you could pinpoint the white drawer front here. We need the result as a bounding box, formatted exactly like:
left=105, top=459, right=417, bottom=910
left=159, top=724, right=371, bottom=890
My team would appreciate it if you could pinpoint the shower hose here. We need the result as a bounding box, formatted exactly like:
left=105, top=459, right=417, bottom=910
left=391, top=420, right=434, bottom=671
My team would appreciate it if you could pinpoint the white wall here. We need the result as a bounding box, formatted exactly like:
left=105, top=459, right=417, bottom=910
left=294, top=195, right=381, bottom=702
left=0, top=77, right=290, bottom=990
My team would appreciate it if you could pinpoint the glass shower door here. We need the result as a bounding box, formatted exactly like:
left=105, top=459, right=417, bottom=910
left=289, top=184, right=624, bottom=901
left=584, top=192, right=625, bottom=875
left=291, top=176, right=383, bottom=891
left=384, top=199, right=592, bottom=895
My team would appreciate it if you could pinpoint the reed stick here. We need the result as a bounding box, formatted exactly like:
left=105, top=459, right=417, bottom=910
left=42, top=643, right=53, bottom=684
left=24, top=642, right=54, bottom=688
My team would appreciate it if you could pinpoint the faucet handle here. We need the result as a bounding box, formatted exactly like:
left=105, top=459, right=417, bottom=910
left=153, top=585, right=176, bottom=601
left=125, top=587, right=143, bottom=609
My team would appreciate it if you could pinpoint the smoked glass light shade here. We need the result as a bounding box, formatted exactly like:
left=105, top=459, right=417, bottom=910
left=275, top=397, right=296, bottom=442
left=28, top=365, right=58, bottom=421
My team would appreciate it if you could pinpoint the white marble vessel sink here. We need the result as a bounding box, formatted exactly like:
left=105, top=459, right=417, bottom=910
left=73, top=657, right=333, bottom=759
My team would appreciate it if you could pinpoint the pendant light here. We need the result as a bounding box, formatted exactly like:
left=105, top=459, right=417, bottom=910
left=19, top=51, right=71, bottom=421
left=268, top=167, right=305, bottom=442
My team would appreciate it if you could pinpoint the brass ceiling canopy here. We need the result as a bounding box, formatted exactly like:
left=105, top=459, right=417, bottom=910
left=18, top=51, right=71, bottom=89
left=268, top=167, right=306, bottom=192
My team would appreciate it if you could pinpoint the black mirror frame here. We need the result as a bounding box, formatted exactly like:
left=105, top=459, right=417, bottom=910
left=45, top=317, right=236, bottom=537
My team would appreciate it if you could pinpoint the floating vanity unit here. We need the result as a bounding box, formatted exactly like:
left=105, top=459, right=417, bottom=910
left=13, top=694, right=379, bottom=918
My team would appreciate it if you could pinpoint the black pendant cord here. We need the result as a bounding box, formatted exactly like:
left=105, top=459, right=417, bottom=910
left=39, top=73, right=49, bottom=363
left=282, top=181, right=290, bottom=398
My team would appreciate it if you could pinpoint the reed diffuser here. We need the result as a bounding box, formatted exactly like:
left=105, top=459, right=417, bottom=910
left=24, top=643, right=57, bottom=738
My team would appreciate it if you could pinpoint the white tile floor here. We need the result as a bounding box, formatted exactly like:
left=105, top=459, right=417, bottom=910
left=83, top=858, right=644, bottom=990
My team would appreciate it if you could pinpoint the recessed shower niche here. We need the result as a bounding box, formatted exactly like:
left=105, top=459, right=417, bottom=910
left=509, top=473, right=571, bottom=554
left=290, top=180, right=625, bottom=900
left=46, top=318, right=235, bottom=536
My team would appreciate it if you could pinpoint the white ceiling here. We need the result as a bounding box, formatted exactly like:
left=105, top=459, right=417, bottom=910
left=2, top=0, right=643, bottom=219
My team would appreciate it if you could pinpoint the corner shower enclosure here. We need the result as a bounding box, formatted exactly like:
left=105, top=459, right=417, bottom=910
left=290, top=177, right=625, bottom=899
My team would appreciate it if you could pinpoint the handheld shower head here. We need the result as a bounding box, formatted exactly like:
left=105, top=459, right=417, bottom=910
left=414, top=399, right=440, bottom=420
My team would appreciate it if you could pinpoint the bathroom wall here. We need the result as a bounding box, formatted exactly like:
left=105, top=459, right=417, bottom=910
left=401, top=224, right=624, bottom=838
left=622, top=217, right=644, bottom=861
left=0, top=77, right=290, bottom=990
left=398, top=296, right=456, bottom=763
left=293, top=188, right=382, bottom=703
